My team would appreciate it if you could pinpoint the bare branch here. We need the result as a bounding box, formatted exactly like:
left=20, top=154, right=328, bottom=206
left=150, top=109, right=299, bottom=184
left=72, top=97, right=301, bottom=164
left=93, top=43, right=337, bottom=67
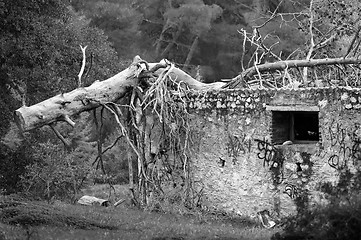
left=345, top=26, right=361, bottom=58
left=225, top=56, right=361, bottom=89
left=49, top=124, right=71, bottom=149
left=241, top=29, right=247, bottom=72
left=83, top=52, right=93, bottom=80
left=101, top=103, right=141, bottom=162
left=101, top=102, right=151, bottom=184
left=238, top=29, right=282, bottom=67
left=314, top=33, right=337, bottom=51
left=78, top=45, right=88, bottom=88
left=254, top=0, right=284, bottom=29
left=303, top=0, right=315, bottom=83
left=62, top=115, right=75, bottom=127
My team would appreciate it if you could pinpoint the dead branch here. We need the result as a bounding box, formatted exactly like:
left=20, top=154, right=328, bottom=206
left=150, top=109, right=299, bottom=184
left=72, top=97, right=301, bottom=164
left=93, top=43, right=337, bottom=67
left=254, top=0, right=284, bottom=29
left=78, top=45, right=88, bottom=88
left=224, top=57, right=361, bottom=89
left=15, top=52, right=361, bottom=133
left=15, top=56, right=225, bottom=132
left=303, top=0, right=315, bottom=83
left=84, top=52, right=93, bottom=80
left=345, top=26, right=361, bottom=58
left=49, top=124, right=71, bottom=149
left=239, top=28, right=281, bottom=69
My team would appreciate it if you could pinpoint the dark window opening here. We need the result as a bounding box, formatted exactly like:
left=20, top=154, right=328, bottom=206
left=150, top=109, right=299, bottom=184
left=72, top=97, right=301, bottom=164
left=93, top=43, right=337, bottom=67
left=293, top=112, right=319, bottom=141
left=271, top=111, right=319, bottom=144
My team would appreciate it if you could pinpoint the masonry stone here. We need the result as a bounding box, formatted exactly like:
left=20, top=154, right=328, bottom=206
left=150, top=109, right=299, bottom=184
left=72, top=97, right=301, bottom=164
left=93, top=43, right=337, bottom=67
left=185, top=87, right=361, bottom=217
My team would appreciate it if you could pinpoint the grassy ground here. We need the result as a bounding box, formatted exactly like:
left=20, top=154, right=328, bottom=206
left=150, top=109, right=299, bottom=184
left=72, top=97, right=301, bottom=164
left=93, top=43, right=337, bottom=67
left=0, top=186, right=279, bottom=240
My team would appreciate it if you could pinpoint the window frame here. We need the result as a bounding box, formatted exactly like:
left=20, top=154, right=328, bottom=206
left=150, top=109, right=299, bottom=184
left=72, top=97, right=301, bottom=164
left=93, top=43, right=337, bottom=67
left=266, top=105, right=320, bottom=145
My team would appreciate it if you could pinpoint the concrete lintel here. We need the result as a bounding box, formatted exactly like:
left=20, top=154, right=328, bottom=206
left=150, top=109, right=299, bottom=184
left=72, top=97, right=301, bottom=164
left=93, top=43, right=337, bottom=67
left=266, top=105, right=319, bottom=112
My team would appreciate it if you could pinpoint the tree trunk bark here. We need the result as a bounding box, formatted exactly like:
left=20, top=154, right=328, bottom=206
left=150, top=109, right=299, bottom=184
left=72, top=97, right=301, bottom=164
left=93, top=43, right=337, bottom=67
left=14, top=56, right=225, bottom=132
left=16, top=54, right=358, bottom=132
left=155, top=21, right=170, bottom=59
left=161, top=23, right=183, bottom=58
left=184, top=35, right=199, bottom=67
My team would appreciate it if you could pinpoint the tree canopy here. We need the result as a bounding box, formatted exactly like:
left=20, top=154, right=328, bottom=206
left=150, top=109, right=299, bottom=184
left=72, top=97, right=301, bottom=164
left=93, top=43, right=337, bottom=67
left=0, top=0, right=122, bottom=193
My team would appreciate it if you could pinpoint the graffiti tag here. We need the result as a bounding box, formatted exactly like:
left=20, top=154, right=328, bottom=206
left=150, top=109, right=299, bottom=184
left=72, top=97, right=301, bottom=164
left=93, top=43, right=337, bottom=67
left=327, top=120, right=361, bottom=169
left=284, top=183, right=299, bottom=199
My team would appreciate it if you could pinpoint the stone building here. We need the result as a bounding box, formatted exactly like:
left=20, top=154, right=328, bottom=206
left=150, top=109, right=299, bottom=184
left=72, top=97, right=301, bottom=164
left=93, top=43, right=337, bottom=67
left=186, top=87, right=361, bottom=217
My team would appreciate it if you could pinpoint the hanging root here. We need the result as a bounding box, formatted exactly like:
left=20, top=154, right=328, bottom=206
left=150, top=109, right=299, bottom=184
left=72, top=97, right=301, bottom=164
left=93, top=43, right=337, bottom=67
left=88, top=58, right=198, bottom=208
left=141, top=60, right=176, bottom=122
left=136, top=59, right=199, bottom=208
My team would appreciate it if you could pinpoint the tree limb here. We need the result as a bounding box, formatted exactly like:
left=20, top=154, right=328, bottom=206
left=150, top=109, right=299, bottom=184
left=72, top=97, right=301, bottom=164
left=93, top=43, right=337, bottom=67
left=303, top=0, right=314, bottom=83
left=78, top=45, right=88, bottom=87
left=224, top=57, right=361, bottom=89
left=17, top=52, right=361, bottom=132
left=14, top=57, right=225, bottom=132
left=345, top=26, right=361, bottom=58
left=49, top=124, right=71, bottom=149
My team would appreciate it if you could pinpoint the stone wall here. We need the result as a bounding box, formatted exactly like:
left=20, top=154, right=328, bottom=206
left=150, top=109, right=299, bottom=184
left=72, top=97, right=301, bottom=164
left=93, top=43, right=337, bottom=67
left=186, top=87, right=361, bottom=217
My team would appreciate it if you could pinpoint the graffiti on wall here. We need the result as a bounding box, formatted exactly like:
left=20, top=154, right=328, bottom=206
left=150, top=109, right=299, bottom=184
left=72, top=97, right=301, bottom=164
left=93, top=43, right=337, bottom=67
left=352, top=140, right=361, bottom=165
left=327, top=120, right=361, bottom=169
left=218, top=157, right=226, bottom=167
left=254, top=139, right=283, bottom=168
left=284, top=183, right=299, bottom=199
left=226, top=134, right=252, bottom=165
left=254, top=139, right=313, bottom=203
left=255, top=138, right=284, bottom=184
left=328, top=155, right=345, bottom=170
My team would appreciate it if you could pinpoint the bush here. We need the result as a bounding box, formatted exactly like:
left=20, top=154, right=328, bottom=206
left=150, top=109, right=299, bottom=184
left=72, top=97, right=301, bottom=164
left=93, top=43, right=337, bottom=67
left=274, top=168, right=361, bottom=240
left=275, top=199, right=361, bottom=240
left=0, top=142, right=35, bottom=194
left=20, top=142, right=92, bottom=202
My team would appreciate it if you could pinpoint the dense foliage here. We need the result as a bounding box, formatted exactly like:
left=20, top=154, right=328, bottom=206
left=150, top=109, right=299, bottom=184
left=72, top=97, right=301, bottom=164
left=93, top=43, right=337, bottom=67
left=19, top=141, right=94, bottom=201
left=71, top=0, right=311, bottom=81
left=0, top=0, right=122, bottom=194
left=275, top=170, right=361, bottom=240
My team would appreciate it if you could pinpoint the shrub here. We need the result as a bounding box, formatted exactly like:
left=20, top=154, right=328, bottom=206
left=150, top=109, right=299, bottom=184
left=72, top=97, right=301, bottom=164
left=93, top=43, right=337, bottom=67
left=20, top=141, right=92, bottom=202
left=0, top=142, right=35, bottom=194
left=274, top=168, right=361, bottom=240
left=276, top=198, right=361, bottom=240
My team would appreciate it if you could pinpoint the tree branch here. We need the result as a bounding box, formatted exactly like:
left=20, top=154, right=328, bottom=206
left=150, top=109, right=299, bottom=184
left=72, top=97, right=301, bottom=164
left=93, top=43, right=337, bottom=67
left=49, top=124, right=71, bottom=149
left=78, top=45, right=88, bottom=87
left=225, top=57, right=361, bottom=89
left=17, top=56, right=225, bottom=132
left=345, top=26, right=361, bottom=58
left=303, top=0, right=314, bottom=83
left=62, top=115, right=75, bottom=127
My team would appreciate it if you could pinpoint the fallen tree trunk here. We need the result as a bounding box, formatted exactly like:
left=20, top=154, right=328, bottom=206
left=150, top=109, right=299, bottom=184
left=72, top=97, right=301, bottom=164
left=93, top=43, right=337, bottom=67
left=14, top=56, right=225, bottom=132
left=15, top=55, right=361, bottom=132
left=224, top=56, right=361, bottom=88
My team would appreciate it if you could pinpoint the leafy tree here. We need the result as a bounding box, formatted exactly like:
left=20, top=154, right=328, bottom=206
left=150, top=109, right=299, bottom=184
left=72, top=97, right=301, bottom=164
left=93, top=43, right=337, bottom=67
left=301, top=0, right=361, bottom=58
left=20, top=141, right=94, bottom=201
left=0, top=142, right=35, bottom=194
left=203, top=0, right=252, bottom=25
left=163, top=1, right=223, bottom=65
left=71, top=0, right=248, bottom=80
left=80, top=1, right=143, bottom=59
left=0, top=0, right=122, bottom=193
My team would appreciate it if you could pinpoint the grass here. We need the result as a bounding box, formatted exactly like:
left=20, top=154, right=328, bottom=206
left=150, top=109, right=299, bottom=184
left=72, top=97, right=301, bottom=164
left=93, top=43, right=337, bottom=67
left=0, top=186, right=279, bottom=240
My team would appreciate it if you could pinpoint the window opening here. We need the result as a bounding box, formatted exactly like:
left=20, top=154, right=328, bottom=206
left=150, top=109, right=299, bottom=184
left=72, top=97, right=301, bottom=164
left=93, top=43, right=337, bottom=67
left=271, top=111, right=319, bottom=144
